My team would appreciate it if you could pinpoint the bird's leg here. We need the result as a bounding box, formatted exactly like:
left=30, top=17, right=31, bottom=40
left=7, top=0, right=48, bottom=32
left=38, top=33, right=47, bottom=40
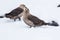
left=18, top=17, right=21, bottom=21
left=33, top=25, right=36, bottom=28
left=14, top=19, right=16, bottom=21
left=14, top=17, right=17, bottom=21
left=30, top=26, right=32, bottom=28
left=29, top=25, right=35, bottom=28
left=13, top=16, right=18, bottom=21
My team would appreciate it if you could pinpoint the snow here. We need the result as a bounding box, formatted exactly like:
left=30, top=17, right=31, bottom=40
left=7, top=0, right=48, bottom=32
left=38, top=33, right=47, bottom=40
left=0, top=0, right=60, bottom=40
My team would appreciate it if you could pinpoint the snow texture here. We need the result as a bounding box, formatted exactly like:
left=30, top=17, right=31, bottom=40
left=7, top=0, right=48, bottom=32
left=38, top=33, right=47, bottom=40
left=0, top=0, right=60, bottom=40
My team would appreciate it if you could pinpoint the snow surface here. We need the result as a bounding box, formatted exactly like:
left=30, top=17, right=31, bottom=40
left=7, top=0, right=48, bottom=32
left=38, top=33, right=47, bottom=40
left=0, top=0, right=60, bottom=40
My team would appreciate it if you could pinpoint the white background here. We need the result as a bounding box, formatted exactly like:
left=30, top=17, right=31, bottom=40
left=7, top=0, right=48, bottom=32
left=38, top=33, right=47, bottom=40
left=0, top=0, right=60, bottom=40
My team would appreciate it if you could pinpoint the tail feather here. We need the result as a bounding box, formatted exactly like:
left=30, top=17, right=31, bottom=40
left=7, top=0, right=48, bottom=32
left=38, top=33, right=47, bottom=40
left=44, top=21, right=59, bottom=26
left=0, top=16, right=4, bottom=18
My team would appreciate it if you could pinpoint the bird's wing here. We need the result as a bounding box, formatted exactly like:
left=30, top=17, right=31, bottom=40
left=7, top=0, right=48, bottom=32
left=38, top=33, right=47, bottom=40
left=9, top=7, right=23, bottom=16
left=28, top=15, right=43, bottom=25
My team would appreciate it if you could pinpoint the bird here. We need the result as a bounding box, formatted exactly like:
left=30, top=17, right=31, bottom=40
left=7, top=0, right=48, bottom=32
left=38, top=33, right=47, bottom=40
left=20, top=4, right=59, bottom=28
left=0, top=4, right=24, bottom=21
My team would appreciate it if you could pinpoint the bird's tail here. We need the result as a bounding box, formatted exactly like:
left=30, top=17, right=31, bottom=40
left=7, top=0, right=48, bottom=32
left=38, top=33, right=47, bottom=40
left=44, top=21, right=59, bottom=26
left=0, top=16, right=4, bottom=18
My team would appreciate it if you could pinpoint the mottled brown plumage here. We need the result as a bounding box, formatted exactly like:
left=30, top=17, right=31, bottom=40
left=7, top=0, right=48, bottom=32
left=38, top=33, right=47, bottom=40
left=28, top=15, right=45, bottom=26
left=5, top=7, right=24, bottom=21
left=0, top=5, right=24, bottom=21
left=6, top=7, right=23, bottom=16
left=21, top=4, right=59, bottom=28
left=21, top=4, right=46, bottom=27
